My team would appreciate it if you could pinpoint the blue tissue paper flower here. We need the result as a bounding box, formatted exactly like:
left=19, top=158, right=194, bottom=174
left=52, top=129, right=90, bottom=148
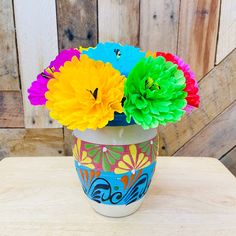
left=82, top=42, right=145, bottom=77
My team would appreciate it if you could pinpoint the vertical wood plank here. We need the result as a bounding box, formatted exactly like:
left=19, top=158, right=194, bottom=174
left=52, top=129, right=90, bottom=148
left=98, top=0, right=140, bottom=46
left=14, top=0, right=61, bottom=128
left=64, top=128, right=73, bottom=156
left=178, top=0, right=220, bottom=79
left=0, top=0, right=19, bottom=90
left=140, top=0, right=180, bottom=53
left=159, top=50, right=236, bottom=156
left=56, top=0, right=98, bottom=49
left=216, top=0, right=236, bottom=64
left=0, top=91, right=24, bottom=127
left=175, top=102, right=236, bottom=158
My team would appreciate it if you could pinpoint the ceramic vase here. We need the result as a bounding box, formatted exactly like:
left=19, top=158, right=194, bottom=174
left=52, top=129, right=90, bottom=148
left=73, top=124, right=158, bottom=217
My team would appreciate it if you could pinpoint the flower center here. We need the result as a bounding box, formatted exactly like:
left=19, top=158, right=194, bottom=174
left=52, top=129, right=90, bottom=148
left=146, top=77, right=160, bottom=90
left=114, top=48, right=121, bottom=59
left=87, top=88, right=98, bottom=100
left=102, top=147, right=107, bottom=152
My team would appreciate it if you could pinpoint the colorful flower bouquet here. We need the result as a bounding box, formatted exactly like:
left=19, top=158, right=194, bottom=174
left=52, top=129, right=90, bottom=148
left=28, top=42, right=200, bottom=217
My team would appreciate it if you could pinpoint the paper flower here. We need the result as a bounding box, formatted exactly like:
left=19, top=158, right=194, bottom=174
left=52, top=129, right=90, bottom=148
left=124, top=56, right=187, bottom=129
left=28, top=48, right=80, bottom=106
left=81, top=42, right=145, bottom=77
left=45, top=55, right=125, bottom=131
left=156, top=52, right=200, bottom=112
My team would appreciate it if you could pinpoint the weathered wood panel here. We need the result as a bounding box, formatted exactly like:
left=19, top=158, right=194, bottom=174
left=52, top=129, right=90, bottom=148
left=178, top=0, right=220, bottom=79
left=216, top=0, right=236, bottom=64
left=64, top=128, right=73, bottom=156
left=13, top=0, right=61, bottom=128
left=221, top=147, right=236, bottom=176
left=56, top=0, right=98, bottom=49
left=0, top=0, right=19, bottom=90
left=159, top=50, right=236, bottom=156
left=0, top=91, right=24, bottom=127
left=140, top=0, right=180, bottom=53
left=0, top=129, right=64, bottom=160
left=175, top=102, right=236, bottom=158
left=98, top=0, right=139, bottom=45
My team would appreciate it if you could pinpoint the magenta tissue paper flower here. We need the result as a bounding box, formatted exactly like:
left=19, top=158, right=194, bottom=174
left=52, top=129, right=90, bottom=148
left=28, top=48, right=80, bottom=105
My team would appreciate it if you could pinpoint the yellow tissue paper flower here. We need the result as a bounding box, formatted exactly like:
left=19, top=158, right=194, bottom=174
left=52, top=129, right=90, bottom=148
left=45, top=55, right=125, bottom=131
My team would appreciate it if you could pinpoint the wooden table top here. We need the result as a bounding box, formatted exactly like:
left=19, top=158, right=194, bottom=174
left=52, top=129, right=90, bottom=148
left=0, top=157, right=236, bottom=236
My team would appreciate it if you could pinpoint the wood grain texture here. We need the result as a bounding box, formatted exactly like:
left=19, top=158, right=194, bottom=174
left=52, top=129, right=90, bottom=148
left=98, top=0, right=139, bottom=45
left=0, top=91, right=24, bottom=127
left=64, top=128, right=73, bottom=156
left=13, top=0, right=61, bottom=128
left=178, top=0, right=220, bottom=79
left=140, top=0, right=180, bottom=53
left=56, top=0, right=98, bottom=49
left=0, top=0, right=19, bottom=90
left=159, top=50, right=236, bottom=156
left=216, top=0, right=236, bottom=64
left=0, top=129, right=64, bottom=159
left=0, top=157, right=236, bottom=235
left=221, top=147, right=236, bottom=176
left=175, top=102, right=236, bottom=158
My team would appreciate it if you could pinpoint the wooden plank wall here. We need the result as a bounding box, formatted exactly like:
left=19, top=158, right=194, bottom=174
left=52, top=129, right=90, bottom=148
left=0, top=0, right=235, bottom=175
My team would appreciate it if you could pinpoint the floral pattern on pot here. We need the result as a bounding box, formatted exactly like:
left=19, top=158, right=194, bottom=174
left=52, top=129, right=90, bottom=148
left=114, top=144, right=150, bottom=174
left=138, top=136, right=158, bottom=161
left=75, top=160, right=156, bottom=205
left=72, top=136, right=158, bottom=173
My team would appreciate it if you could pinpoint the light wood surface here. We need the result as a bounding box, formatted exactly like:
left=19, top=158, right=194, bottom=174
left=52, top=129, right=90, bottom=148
left=140, top=0, right=180, bottom=53
left=13, top=0, right=61, bottom=128
left=216, top=0, right=236, bottom=64
left=0, top=157, right=236, bottom=236
left=0, top=0, right=19, bottom=90
left=98, top=0, right=139, bottom=45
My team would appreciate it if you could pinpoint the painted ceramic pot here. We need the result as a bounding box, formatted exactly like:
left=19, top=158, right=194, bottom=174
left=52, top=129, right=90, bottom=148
left=72, top=124, right=158, bottom=217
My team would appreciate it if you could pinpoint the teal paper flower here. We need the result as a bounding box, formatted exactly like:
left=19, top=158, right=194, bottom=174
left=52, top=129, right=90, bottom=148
left=82, top=42, right=145, bottom=77
left=123, top=56, right=187, bottom=129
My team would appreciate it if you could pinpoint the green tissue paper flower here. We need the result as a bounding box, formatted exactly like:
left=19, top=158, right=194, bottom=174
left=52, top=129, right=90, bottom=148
left=123, top=56, right=187, bottom=129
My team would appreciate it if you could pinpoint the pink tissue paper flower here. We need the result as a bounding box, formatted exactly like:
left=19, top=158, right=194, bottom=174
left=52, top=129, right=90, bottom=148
left=28, top=48, right=80, bottom=106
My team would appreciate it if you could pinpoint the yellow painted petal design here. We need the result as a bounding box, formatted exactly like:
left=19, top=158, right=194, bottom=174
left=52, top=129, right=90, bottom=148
left=114, top=145, right=151, bottom=174
left=73, top=139, right=95, bottom=169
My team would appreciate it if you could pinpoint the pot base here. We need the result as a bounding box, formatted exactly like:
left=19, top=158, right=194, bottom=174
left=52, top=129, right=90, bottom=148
left=89, top=198, right=144, bottom=218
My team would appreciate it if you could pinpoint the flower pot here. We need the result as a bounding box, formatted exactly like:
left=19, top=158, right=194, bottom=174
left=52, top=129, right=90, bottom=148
left=73, top=125, right=158, bottom=217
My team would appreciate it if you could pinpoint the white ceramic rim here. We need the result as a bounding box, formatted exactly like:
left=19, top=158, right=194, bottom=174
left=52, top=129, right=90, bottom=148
left=73, top=125, right=157, bottom=145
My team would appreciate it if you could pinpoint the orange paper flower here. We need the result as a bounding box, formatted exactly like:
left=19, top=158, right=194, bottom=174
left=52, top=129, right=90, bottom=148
left=45, top=55, right=125, bottom=130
